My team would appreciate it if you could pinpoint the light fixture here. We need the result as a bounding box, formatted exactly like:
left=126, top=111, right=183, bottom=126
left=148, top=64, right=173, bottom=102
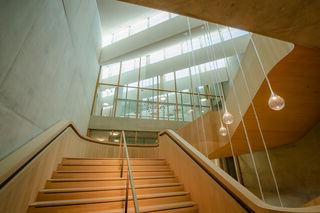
left=103, top=103, right=109, bottom=106
left=111, top=132, right=119, bottom=136
left=188, top=109, right=193, bottom=113
left=114, top=139, right=119, bottom=143
left=250, top=35, right=286, bottom=111
left=223, top=110, right=234, bottom=125
left=160, top=97, right=166, bottom=101
left=219, top=125, right=228, bottom=136
left=200, top=98, right=207, bottom=102
left=268, top=93, right=285, bottom=111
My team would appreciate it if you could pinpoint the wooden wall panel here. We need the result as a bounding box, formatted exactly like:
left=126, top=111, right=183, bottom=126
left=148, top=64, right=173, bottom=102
left=0, top=125, right=158, bottom=213
left=159, top=134, right=246, bottom=213
left=211, top=45, right=320, bottom=158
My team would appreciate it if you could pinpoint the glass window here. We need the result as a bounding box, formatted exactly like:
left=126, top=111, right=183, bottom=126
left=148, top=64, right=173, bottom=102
left=138, top=89, right=157, bottom=119
left=164, top=72, right=174, bottom=82
left=191, top=37, right=201, bottom=50
left=165, top=44, right=181, bottom=59
left=229, top=28, right=248, bottom=38
left=101, top=88, right=115, bottom=98
left=149, top=12, right=169, bottom=27
left=122, top=59, right=135, bottom=73
left=215, top=58, right=226, bottom=69
left=140, top=76, right=157, bottom=88
left=181, top=41, right=189, bottom=54
left=209, top=32, right=221, bottom=44
left=114, top=27, right=129, bottom=42
left=220, top=28, right=231, bottom=41
left=96, top=85, right=116, bottom=117
left=100, top=62, right=120, bottom=84
left=131, top=19, right=148, bottom=35
left=102, top=35, right=113, bottom=47
left=175, top=68, right=190, bottom=80
left=149, top=50, right=164, bottom=64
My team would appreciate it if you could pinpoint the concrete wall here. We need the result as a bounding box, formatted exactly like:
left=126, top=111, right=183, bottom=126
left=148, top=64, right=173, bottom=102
left=238, top=122, right=320, bottom=207
left=0, top=0, right=101, bottom=159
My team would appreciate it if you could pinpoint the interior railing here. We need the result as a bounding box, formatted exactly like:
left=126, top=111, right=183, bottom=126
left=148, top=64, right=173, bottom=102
left=119, top=130, right=140, bottom=213
left=159, top=129, right=320, bottom=213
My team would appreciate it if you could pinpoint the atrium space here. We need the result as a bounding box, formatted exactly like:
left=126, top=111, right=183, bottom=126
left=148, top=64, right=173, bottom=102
left=0, top=0, right=319, bottom=212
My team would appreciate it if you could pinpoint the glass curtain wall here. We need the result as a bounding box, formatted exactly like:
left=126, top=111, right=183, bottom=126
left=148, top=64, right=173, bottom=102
left=94, top=27, right=248, bottom=121
left=93, top=58, right=223, bottom=122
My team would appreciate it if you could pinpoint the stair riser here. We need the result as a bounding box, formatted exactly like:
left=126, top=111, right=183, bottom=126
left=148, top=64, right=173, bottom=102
left=52, top=171, right=173, bottom=179
left=155, top=206, right=198, bottom=213
left=45, top=178, right=178, bottom=189
left=28, top=195, right=190, bottom=212
left=62, top=160, right=167, bottom=166
left=58, top=165, right=170, bottom=171
left=37, top=186, right=184, bottom=201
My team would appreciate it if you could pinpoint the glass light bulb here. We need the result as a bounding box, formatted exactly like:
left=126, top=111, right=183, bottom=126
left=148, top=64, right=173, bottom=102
left=219, top=126, right=228, bottom=136
left=223, top=111, right=234, bottom=125
left=268, top=93, right=285, bottom=111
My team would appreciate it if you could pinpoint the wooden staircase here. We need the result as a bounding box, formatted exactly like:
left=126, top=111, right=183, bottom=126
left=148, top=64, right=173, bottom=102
left=28, top=158, right=198, bottom=212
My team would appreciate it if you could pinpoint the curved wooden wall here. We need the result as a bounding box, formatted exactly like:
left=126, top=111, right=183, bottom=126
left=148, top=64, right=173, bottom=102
left=211, top=45, right=320, bottom=158
left=0, top=121, right=158, bottom=212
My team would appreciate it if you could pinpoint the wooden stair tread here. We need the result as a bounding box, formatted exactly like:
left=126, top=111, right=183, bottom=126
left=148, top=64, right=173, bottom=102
left=40, top=183, right=183, bottom=193
left=31, top=191, right=189, bottom=207
left=28, top=157, right=197, bottom=212
left=54, top=169, right=172, bottom=173
left=63, top=158, right=165, bottom=160
left=93, top=201, right=197, bottom=213
left=48, top=176, right=176, bottom=182
left=61, top=163, right=167, bottom=166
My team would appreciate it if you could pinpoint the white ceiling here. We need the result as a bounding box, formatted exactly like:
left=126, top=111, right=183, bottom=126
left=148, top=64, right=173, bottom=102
left=97, top=0, right=160, bottom=35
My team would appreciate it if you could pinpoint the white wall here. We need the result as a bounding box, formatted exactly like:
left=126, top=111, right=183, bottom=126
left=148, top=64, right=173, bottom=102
left=0, top=0, right=101, bottom=159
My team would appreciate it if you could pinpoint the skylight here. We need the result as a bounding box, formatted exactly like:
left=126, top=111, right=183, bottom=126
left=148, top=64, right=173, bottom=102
left=100, top=27, right=248, bottom=80
left=102, top=11, right=179, bottom=47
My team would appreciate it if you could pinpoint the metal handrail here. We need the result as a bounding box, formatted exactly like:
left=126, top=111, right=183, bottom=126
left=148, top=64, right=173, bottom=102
left=120, top=130, right=140, bottom=213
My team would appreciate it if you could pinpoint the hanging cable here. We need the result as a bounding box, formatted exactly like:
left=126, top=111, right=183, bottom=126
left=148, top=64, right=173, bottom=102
left=184, top=30, right=203, bottom=155
left=202, top=22, right=241, bottom=182
left=249, top=34, right=285, bottom=111
left=186, top=17, right=209, bottom=157
left=212, top=23, right=265, bottom=201
left=228, top=27, right=283, bottom=206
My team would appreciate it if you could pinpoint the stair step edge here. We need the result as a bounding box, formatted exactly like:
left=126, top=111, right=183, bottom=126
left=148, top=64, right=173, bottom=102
left=93, top=201, right=197, bottom=213
left=54, top=169, right=172, bottom=173
left=63, top=158, right=165, bottom=160
left=41, top=183, right=183, bottom=193
left=31, top=191, right=189, bottom=207
left=48, top=176, right=176, bottom=182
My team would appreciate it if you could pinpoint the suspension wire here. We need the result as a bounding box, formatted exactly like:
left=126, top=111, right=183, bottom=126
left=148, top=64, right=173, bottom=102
left=184, top=29, right=203, bottom=154
left=249, top=33, right=274, bottom=94
left=212, top=23, right=265, bottom=201
left=202, top=22, right=241, bottom=182
left=227, top=27, right=283, bottom=206
left=186, top=17, right=209, bottom=157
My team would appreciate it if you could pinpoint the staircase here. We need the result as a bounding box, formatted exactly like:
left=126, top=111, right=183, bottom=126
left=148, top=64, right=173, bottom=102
left=28, top=157, right=198, bottom=212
